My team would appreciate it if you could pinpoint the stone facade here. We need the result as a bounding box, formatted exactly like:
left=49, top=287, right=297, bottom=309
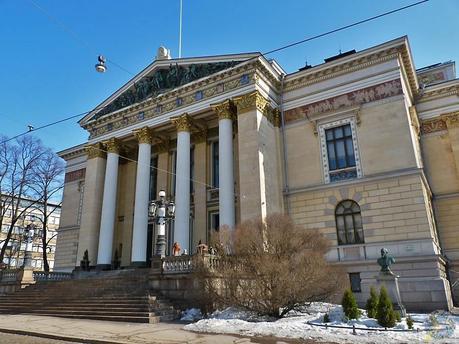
left=55, top=38, right=459, bottom=311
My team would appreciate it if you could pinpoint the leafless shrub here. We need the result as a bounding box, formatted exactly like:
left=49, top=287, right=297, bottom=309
left=194, top=214, right=346, bottom=318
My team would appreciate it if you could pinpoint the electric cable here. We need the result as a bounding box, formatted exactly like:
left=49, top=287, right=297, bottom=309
left=2, top=0, right=429, bottom=146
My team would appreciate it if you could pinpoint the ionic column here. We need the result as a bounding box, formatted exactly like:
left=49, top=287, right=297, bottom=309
left=171, top=114, right=193, bottom=253
left=211, top=100, right=236, bottom=229
left=96, top=138, right=121, bottom=268
left=131, top=127, right=153, bottom=266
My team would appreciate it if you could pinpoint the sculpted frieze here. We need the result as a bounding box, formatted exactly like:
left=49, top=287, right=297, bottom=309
left=284, top=79, right=403, bottom=123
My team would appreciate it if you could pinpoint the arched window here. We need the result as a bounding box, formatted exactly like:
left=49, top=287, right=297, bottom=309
left=335, top=200, right=364, bottom=245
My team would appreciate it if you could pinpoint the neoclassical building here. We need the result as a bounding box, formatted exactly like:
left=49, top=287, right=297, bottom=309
left=55, top=36, right=459, bottom=311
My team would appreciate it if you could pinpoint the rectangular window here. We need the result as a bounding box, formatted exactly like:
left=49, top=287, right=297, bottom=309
left=211, top=141, right=219, bottom=188
left=149, top=155, right=158, bottom=200
left=325, top=124, right=355, bottom=170
left=349, top=273, right=361, bottom=293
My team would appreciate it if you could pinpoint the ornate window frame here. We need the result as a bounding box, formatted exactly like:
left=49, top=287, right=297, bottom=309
left=318, top=116, right=362, bottom=183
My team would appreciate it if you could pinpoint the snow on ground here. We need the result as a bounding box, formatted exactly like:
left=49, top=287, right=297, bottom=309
left=183, top=302, right=459, bottom=343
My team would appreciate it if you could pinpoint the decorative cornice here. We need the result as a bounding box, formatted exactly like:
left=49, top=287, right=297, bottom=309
left=133, top=126, right=153, bottom=144
left=285, top=48, right=399, bottom=92
left=211, top=99, right=236, bottom=121
left=233, top=90, right=271, bottom=116
left=421, top=111, right=459, bottom=135
left=103, top=138, right=122, bottom=154
left=171, top=113, right=193, bottom=132
left=444, top=111, right=459, bottom=128
left=85, top=142, right=106, bottom=159
left=421, top=118, right=447, bottom=135
left=418, top=84, right=459, bottom=103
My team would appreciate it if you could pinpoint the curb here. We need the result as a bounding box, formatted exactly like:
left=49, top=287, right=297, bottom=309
left=0, top=328, right=126, bottom=344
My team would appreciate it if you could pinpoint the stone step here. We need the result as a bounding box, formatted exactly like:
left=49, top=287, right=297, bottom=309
left=25, top=309, right=150, bottom=317
left=20, top=313, right=153, bottom=323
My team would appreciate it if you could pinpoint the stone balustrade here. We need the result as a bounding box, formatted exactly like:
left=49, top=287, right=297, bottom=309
left=161, top=254, right=220, bottom=275
left=33, top=271, right=72, bottom=282
left=0, top=269, right=21, bottom=283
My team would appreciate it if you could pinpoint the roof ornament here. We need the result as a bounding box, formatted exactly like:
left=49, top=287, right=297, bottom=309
left=156, top=46, right=171, bottom=61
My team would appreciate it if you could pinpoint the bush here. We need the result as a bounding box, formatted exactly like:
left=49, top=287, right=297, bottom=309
left=376, top=286, right=397, bottom=328
left=342, top=289, right=361, bottom=320
left=194, top=214, right=346, bottom=318
left=406, top=316, right=414, bottom=330
left=365, top=286, right=378, bottom=318
left=323, top=313, right=330, bottom=323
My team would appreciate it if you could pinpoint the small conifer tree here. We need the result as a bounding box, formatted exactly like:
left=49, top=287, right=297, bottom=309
left=365, top=286, right=378, bottom=318
left=376, top=286, right=397, bottom=328
left=342, top=289, right=360, bottom=319
left=406, top=316, right=414, bottom=330
left=323, top=313, right=330, bottom=323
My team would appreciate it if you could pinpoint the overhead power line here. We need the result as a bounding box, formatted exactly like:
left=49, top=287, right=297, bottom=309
left=2, top=0, right=429, bottom=146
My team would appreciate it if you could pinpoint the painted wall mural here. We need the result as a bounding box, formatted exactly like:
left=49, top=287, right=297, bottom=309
left=285, top=79, right=403, bottom=123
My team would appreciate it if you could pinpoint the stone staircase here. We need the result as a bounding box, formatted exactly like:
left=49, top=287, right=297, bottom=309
left=0, top=269, right=180, bottom=323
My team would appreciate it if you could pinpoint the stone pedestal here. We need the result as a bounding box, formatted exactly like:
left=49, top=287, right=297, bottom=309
left=376, top=272, right=406, bottom=317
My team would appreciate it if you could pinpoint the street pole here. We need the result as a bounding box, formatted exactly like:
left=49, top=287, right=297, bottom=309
left=149, top=190, right=175, bottom=259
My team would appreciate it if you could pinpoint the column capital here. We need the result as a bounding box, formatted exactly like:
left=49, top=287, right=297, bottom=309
left=85, top=142, right=106, bottom=160
left=134, top=126, right=153, bottom=144
left=211, top=99, right=236, bottom=121
left=154, top=138, right=170, bottom=154
left=171, top=113, right=193, bottom=132
left=444, top=111, right=459, bottom=128
left=103, top=137, right=122, bottom=154
left=233, top=90, right=271, bottom=116
left=269, top=108, right=281, bottom=128
left=192, top=128, right=207, bottom=144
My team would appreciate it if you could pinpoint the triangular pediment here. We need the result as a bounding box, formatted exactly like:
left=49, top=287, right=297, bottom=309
left=80, top=53, right=260, bottom=125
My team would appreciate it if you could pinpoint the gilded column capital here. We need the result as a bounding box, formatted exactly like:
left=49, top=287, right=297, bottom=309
left=192, top=128, right=208, bottom=144
left=85, top=142, right=106, bottom=159
left=232, top=90, right=270, bottom=116
left=134, top=126, right=153, bottom=144
left=103, top=137, right=122, bottom=154
left=211, top=99, right=236, bottom=121
left=171, top=113, right=193, bottom=132
left=154, top=139, right=170, bottom=154
left=269, top=108, right=281, bottom=128
left=444, top=111, right=459, bottom=129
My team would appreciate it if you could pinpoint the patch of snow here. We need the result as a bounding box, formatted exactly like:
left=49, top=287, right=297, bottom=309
left=180, top=308, right=203, bottom=322
left=184, top=302, right=459, bottom=343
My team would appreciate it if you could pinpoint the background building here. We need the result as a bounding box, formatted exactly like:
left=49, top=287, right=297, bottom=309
left=55, top=37, right=459, bottom=312
left=0, top=196, right=61, bottom=270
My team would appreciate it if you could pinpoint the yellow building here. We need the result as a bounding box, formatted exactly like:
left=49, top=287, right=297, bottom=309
left=0, top=197, right=60, bottom=271
left=55, top=37, right=459, bottom=312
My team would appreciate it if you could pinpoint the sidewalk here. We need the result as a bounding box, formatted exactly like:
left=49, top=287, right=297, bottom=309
left=0, top=315, right=277, bottom=344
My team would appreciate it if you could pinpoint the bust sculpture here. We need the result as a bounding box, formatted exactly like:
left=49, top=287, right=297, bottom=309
left=377, top=248, right=395, bottom=274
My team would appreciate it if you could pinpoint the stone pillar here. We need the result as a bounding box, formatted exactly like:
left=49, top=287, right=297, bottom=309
left=192, top=130, right=207, bottom=248
left=211, top=100, right=236, bottom=229
left=233, top=91, right=283, bottom=222
left=131, top=127, right=153, bottom=266
left=171, top=114, right=193, bottom=253
left=96, top=138, right=121, bottom=268
left=77, top=143, right=106, bottom=267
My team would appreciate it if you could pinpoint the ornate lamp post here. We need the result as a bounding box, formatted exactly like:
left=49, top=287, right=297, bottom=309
left=148, top=190, right=175, bottom=258
left=22, top=216, right=36, bottom=269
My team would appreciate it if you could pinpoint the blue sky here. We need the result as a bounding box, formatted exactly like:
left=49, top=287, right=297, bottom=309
left=0, top=0, right=458, bottom=152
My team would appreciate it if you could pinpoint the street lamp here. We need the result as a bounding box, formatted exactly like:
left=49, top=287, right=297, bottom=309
left=148, top=190, right=175, bottom=258
left=22, top=215, right=35, bottom=269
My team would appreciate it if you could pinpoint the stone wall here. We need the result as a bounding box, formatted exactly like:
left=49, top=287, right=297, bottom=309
left=53, top=227, right=79, bottom=272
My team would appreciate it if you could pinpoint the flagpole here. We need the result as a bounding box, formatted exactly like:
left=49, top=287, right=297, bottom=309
left=179, top=0, right=183, bottom=58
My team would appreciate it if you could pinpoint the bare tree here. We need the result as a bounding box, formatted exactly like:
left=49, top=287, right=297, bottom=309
left=0, top=136, right=45, bottom=266
left=30, top=149, right=64, bottom=272
left=196, top=214, right=346, bottom=318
